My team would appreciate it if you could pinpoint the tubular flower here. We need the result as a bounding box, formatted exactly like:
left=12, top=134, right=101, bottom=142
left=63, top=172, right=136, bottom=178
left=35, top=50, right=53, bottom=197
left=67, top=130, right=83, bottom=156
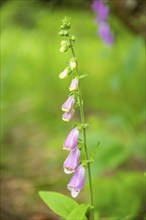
left=67, top=164, right=85, bottom=198
left=63, top=147, right=80, bottom=174
left=69, top=78, right=79, bottom=91
left=62, top=95, right=75, bottom=113
left=62, top=109, right=75, bottom=122
left=63, top=127, right=79, bottom=151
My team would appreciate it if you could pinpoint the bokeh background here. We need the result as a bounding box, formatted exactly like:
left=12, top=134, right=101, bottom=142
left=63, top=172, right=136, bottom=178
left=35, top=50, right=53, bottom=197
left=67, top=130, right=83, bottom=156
left=1, top=0, right=145, bottom=219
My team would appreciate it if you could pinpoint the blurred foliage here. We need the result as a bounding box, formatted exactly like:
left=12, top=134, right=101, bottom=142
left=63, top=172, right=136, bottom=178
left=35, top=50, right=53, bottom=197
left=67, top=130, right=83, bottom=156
left=0, top=1, right=145, bottom=220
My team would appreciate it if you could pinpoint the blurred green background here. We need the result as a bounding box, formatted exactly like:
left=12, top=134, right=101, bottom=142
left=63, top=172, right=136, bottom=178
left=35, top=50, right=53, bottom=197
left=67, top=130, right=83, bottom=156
left=1, top=0, right=145, bottom=220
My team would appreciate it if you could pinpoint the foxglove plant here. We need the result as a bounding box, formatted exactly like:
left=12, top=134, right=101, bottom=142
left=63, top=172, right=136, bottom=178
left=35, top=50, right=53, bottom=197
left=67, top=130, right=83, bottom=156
left=91, top=0, right=114, bottom=46
left=39, top=17, right=98, bottom=220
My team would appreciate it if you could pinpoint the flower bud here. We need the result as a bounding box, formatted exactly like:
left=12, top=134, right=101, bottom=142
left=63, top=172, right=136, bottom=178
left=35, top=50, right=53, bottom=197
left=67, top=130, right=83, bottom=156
left=67, top=164, right=85, bottom=198
left=62, top=109, right=75, bottom=122
left=69, top=57, right=77, bottom=70
left=59, top=67, right=72, bottom=79
left=58, top=30, right=69, bottom=37
left=62, top=95, right=75, bottom=113
left=63, top=147, right=80, bottom=174
left=63, top=127, right=79, bottom=151
left=60, top=40, right=70, bottom=52
left=59, top=69, right=68, bottom=79
left=69, top=77, right=78, bottom=91
left=60, top=45, right=70, bottom=53
left=60, top=40, right=69, bottom=46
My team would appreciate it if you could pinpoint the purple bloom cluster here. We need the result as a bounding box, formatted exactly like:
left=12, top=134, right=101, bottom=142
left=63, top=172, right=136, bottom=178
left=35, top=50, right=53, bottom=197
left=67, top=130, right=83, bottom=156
left=91, top=0, right=114, bottom=46
left=59, top=56, right=85, bottom=198
left=62, top=126, right=85, bottom=198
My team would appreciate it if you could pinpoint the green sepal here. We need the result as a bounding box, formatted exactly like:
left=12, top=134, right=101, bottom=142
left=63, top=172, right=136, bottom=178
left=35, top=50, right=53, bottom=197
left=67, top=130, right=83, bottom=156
left=80, top=160, right=88, bottom=168
left=81, top=123, right=89, bottom=129
left=79, top=74, right=88, bottom=79
left=70, top=34, right=77, bottom=42
left=78, top=138, right=84, bottom=150
left=76, top=123, right=89, bottom=130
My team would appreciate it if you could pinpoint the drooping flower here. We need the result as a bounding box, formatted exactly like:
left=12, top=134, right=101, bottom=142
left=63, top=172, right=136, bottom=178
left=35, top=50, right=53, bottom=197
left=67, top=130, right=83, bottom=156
left=91, top=0, right=109, bottom=22
left=67, top=164, right=85, bottom=198
left=62, top=109, right=75, bottom=122
left=63, top=147, right=80, bottom=174
left=62, top=95, right=75, bottom=112
left=63, top=127, right=79, bottom=151
left=98, top=22, right=114, bottom=46
left=69, top=77, right=79, bottom=91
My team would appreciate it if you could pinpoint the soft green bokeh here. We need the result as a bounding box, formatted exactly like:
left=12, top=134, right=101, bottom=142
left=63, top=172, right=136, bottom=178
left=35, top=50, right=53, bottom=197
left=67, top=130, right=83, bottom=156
left=1, top=1, right=145, bottom=219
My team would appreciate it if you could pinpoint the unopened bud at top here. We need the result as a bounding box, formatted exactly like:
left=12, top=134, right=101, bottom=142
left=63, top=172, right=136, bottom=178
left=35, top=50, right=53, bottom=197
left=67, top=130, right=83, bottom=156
left=69, top=77, right=79, bottom=91
left=61, top=17, right=71, bottom=30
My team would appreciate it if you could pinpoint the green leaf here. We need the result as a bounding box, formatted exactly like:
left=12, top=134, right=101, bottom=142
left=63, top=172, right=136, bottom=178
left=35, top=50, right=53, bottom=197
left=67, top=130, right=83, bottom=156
left=67, top=204, right=90, bottom=220
left=39, top=191, right=78, bottom=218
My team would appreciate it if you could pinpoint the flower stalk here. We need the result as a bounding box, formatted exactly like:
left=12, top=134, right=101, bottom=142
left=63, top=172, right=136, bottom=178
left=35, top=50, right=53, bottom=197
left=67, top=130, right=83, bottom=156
left=59, top=17, right=94, bottom=220
left=69, top=38, right=94, bottom=220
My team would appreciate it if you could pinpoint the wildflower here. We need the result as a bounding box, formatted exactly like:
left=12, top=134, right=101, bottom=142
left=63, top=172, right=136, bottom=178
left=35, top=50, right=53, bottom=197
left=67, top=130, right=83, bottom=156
left=98, top=22, right=114, bottom=46
left=62, top=109, right=75, bottom=122
left=62, top=95, right=75, bottom=113
left=63, top=147, right=80, bottom=174
left=67, top=164, right=85, bottom=198
left=63, top=127, right=79, bottom=151
left=92, top=0, right=109, bottom=22
left=69, top=77, right=78, bottom=91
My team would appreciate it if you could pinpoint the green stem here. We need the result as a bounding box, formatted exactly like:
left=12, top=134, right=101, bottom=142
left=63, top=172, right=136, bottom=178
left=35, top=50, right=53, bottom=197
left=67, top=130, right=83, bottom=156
left=69, top=39, right=94, bottom=220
